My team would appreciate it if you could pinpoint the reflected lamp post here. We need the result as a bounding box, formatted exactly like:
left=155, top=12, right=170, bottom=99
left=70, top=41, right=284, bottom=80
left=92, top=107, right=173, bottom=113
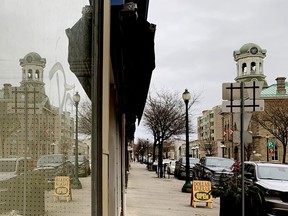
left=182, top=89, right=191, bottom=193
left=72, top=91, right=82, bottom=189
left=195, top=146, right=199, bottom=158
left=191, top=147, right=195, bottom=158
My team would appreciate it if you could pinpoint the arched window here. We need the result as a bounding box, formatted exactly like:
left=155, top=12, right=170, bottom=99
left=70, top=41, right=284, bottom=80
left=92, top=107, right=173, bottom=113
left=251, top=62, right=256, bottom=74
left=271, top=145, right=279, bottom=161
left=35, top=70, right=40, bottom=80
left=242, top=63, right=247, bottom=75
left=259, top=62, right=262, bottom=73
left=28, top=69, right=33, bottom=79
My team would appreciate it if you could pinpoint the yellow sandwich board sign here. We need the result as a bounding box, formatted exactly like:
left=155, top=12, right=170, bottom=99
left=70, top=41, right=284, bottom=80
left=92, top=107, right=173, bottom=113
left=54, top=176, right=72, bottom=202
left=190, top=180, right=213, bottom=208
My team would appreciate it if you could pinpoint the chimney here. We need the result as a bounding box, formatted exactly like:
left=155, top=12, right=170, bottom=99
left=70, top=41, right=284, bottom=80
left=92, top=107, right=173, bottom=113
left=3, top=83, right=12, bottom=99
left=276, top=77, right=286, bottom=94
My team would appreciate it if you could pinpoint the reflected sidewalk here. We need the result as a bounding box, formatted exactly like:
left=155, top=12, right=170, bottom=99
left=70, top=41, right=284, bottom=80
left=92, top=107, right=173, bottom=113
left=45, top=176, right=91, bottom=216
left=126, top=162, right=220, bottom=216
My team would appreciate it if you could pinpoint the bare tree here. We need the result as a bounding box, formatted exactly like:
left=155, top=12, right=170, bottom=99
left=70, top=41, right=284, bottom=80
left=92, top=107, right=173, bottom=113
left=143, top=89, right=200, bottom=177
left=252, top=99, right=288, bottom=163
left=78, top=99, right=92, bottom=136
left=135, top=138, right=151, bottom=163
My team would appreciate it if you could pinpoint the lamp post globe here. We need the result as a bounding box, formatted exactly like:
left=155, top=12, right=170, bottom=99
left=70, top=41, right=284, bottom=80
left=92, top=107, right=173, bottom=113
left=72, top=91, right=82, bottom=189
left=182, top=89, right=192, bottom=193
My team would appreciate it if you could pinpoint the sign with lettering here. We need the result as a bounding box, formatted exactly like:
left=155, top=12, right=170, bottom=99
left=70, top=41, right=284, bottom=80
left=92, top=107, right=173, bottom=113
left=53, top=176, right=72, bottom=202
left=190, top=180, right=213, bottom=208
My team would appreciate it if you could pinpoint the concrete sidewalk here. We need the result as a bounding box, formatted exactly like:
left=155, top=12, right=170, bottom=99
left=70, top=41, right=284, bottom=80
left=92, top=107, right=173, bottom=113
left=126, top=162, right=220, bottom=216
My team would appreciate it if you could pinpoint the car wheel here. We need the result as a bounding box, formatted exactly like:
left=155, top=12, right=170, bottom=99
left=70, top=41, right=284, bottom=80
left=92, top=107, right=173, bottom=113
left=247, top=190, right=265, bottom=216
left=84, top=169, right=88, bottom=177
left=174, top=170, right=179, bottom=178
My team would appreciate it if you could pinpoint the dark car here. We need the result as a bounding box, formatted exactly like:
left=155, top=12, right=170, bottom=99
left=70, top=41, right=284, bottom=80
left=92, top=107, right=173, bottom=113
left=69, top=155, right=90, bottom=177
left=35, top=154, right=74, bottom=188
left=244, top=161, right=288, bottom=216
left=174, top=157, right=199, bottom=180
left=0, top=157, right=38, bottom=213
left=193, top=156, right=234, bottom=187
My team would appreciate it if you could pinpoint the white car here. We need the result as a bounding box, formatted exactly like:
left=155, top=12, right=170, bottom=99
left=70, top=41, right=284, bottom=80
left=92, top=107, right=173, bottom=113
left=167, top=160, right=176, bottom=175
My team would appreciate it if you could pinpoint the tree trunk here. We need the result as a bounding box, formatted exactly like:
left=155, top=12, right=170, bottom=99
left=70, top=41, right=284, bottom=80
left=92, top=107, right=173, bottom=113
left=282, top=144, right=287, bottom=164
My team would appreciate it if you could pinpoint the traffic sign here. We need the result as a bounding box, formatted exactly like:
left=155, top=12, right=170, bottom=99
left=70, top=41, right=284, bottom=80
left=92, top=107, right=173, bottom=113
left=267, top=140, right=275, bottom=148
left=233, top=130, right=252, bottom=143
left=222, top=99, right=264, bottom=113
left=245, top=81, right=264, bottom=99
left=233, top=113, right=252, bottom=131
left=222, top=82, right=241, bottom=100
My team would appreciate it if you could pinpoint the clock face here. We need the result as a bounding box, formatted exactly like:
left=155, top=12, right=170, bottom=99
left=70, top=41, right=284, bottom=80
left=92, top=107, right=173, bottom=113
left=250, top=47, right=258, bottom=54
left=27, top=55, right=33, bottom=63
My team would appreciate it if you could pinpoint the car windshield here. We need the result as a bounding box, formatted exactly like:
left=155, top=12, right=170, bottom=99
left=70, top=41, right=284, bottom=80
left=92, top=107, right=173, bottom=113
left=69, top=155, right=85, bottom=162
left=37, top=155, right=63, bottom=166
left=0, top=161, right=17, bottom=172
left=206, top=158, right=234, bottom=168
left=258, top=165, right=288, bottom=180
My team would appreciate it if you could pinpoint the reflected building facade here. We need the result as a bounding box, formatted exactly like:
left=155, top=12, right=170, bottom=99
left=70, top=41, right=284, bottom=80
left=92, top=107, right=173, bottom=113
left=0, top=52, right=74, bottom=159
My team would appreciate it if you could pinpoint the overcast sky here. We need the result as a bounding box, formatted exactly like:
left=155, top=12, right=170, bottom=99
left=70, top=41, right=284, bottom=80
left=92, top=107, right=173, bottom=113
left=1, top=0, right=288, bottom=141
left=135, top=0, right=288, bottom=141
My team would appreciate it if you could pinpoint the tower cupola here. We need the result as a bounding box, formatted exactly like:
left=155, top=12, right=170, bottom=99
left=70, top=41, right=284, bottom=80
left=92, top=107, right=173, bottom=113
left=233, top=43, right=268, bottom=87
left=19, top=52, right=46, bottom=85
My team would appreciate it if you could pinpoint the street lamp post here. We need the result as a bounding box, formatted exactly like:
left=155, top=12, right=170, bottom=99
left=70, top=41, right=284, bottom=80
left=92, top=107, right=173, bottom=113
left=195, top=146, right=199, bottom=158
left=72, top=91, right=82, bottom=189
left=220, top=144, right=226, bottom=158
left=182, top=89, right=191, bottom=193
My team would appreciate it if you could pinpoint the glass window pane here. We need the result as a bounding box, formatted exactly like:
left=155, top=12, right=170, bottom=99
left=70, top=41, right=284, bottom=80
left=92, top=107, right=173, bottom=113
left=0, top=1, right=91, bottom=215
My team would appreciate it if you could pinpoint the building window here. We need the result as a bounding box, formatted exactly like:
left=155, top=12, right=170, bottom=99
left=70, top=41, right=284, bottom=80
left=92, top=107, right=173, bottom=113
left=251, top=62, right=256, bottom=74
left=35, top=70, right=40, bottom=80
left=271, top=145, right=279, bottom=161
left=28, top=69, right=32, bottom=79
left=242, top=63, right=247, bottom=75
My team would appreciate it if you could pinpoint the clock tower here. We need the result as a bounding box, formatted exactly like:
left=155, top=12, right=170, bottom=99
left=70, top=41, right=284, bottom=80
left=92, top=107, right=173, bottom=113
left=233, top=43, right=268, bottom=87
left=19, top=52, right=46, bottom=92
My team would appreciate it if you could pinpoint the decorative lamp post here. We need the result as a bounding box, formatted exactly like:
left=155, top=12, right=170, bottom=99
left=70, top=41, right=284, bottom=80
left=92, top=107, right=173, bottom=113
left=72, top=91, right=82, bottom=189
left=191, top=147, right=195, bottom=158
left=220, top=144, right=226, bottom=158
left=195, top=146, right=199, bottom=158
left=182, top=89, right=191, bottom=193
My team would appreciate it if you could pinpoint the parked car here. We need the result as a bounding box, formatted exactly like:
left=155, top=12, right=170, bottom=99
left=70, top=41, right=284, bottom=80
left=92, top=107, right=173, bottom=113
left=174, top=157, right=199, bottom=179
left=244, top=161, right=288, bottom=215
left=167, top=160, right=176, bottom=175
left=35, top=154, right=74, bottom=189
left=69, top=155, right=90, bottom=177
left=192, top=156, right=234, bottom=187
left=0, top=157, right=38, bottom=213
left=154, top=159, right=172, bottom=176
